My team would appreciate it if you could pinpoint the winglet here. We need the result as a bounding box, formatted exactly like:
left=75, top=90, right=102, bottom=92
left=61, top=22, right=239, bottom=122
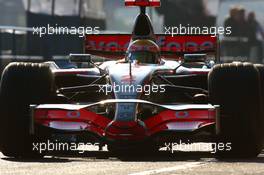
left=125, top=0, right=161, bottom=7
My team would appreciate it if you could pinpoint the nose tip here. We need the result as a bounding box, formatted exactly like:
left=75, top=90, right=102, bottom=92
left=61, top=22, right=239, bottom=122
left=104, top=120, right=146, bottom=140
left=111, top=121, right=138, bottom=128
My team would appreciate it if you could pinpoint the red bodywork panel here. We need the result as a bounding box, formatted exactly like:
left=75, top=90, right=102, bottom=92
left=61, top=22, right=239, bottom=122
left=144, top=109, right=215, bottom=136
left=35, top=109, right=111, bottom=137
left=125, top=0, right=161, bottom=7
left=85, top=34, right=217, bottom=59
left=34, top=107, right=216, bottom=141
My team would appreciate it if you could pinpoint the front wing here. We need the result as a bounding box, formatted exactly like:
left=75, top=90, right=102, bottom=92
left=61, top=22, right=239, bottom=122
left=30, top=99, right=219, bottom=144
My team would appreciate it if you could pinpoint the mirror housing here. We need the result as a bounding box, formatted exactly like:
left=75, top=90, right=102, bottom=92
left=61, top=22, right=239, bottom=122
left=184, top=54, right=207, bottom=63
left=69, top=54, right=91, bottom=63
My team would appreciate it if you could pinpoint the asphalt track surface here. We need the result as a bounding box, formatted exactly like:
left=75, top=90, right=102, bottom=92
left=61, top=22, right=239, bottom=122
left=1, top=144, right=264, bottom=175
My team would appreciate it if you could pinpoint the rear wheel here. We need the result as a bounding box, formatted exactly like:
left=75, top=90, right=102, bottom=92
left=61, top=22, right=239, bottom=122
left=209, top=63, right=264, bottom=158
left=0, top=62, right=54, bottom=158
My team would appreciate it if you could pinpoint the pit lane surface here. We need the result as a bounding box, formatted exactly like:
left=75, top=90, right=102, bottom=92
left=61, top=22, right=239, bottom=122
left=0, top=144, right=264, bottom=175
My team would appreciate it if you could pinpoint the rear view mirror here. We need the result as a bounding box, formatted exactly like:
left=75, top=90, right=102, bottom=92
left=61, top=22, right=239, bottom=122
left=184, top=54, right=207, bottom=63
left=69, top=54, right=91, bottom=63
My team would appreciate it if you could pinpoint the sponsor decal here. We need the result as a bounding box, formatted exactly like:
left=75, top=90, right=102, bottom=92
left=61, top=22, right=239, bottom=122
left=85, top=35, right=216, bottom=52
left=67, top=111, right=81, bottom=118
left=175, top=111, right=189, bottom=118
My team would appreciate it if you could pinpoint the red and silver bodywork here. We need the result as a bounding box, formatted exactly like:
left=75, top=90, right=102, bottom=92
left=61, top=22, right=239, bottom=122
left=32, top=100, right=219, bottom=144
left=30, top=0, right=220, bottom=148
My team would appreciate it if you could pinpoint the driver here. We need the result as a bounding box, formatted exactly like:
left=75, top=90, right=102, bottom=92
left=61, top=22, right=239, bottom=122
left=125, top=39, right=161, bottom=64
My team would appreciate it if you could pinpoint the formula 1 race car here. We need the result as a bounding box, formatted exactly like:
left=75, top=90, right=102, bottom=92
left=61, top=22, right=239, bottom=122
left=0, top=0, right=264, bottom=158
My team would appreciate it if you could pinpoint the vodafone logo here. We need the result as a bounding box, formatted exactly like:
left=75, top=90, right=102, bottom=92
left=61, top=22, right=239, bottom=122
left=85, top=35, right=216, bottom=53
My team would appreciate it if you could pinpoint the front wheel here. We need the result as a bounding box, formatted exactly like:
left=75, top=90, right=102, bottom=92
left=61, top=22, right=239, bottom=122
left=209, top=62, right=264, bottom=158
left=0, top=62, right=54, bottom=158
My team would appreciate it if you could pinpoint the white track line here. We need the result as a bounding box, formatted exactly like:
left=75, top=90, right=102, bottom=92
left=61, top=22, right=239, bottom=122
left=128, top=162, right=206, bottom=175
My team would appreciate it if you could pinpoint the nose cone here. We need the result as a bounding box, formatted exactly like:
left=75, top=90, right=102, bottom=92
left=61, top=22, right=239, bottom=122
left=105, top=120, right=147, bottom=141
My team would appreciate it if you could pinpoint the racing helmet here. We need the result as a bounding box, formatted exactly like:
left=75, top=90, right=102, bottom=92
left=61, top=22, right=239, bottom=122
left=126, top=39, right=161, bottom=64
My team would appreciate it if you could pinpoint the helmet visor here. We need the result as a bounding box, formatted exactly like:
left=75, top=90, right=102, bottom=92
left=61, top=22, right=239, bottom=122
left=128, top=51, right=158, bottom=64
